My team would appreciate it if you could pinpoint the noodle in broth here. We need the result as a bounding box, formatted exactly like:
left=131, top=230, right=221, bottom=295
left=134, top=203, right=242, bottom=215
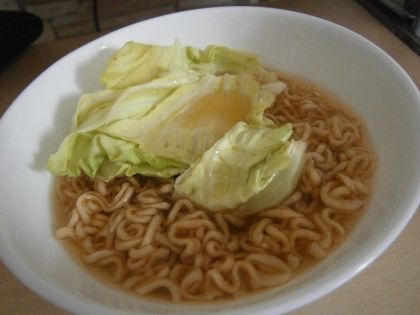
left=54, top=73, right=377, bottom=302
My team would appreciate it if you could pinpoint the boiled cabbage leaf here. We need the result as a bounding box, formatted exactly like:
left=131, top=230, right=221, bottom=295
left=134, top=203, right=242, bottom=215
left=100, top=40, right=285, bottom=90
left=185, top=44, right=267, bottom=75
left=47, top=72, right=279, bottom=181
left=174, top=122, right=307, bottom=217
left=100, top=39, right=189, bottom=89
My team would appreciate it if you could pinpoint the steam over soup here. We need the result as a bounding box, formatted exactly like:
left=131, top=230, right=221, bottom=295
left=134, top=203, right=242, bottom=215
left=51, top=42, right=377, bottom=302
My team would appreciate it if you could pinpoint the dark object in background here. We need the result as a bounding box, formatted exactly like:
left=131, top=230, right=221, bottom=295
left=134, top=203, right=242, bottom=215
left=0, top=11, right=43, bottom=68
left=356, top=0, right=420, bottom=56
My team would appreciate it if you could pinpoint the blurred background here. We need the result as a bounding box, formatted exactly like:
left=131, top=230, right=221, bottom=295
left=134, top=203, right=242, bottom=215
left=0, top=0, right=418, bottom=53
left=0, top=0, right=268, bottom=44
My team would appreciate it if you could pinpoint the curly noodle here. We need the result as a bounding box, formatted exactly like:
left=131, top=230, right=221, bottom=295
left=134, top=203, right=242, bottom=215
left=55, top=74, right=377, bottom=302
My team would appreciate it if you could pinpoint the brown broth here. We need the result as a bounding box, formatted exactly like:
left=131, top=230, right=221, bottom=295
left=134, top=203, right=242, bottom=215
left=53, top=72, right=378, bottom=302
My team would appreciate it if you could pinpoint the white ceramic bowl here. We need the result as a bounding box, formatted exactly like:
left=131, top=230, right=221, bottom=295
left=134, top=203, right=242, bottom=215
left=1, top=6, right=420, bottom=315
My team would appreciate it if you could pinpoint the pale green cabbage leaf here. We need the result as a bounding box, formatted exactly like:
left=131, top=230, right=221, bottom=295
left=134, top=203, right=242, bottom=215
left=174, top=122, right=307, bottom=217
left=100, top=40, right=284, bottom=89
left=100, top=39, right=189, bottom=89
left=185, top=44, right=267, bottom=75
left=47, top=71, right=279, bottom=181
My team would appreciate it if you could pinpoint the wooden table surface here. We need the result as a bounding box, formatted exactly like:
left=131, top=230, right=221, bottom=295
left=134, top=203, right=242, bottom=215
left=1, top=0, right=419, bottom=314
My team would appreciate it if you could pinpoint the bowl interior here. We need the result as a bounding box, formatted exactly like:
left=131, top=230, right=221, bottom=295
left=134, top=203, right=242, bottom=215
left=1, top=6, right=420, bottom=315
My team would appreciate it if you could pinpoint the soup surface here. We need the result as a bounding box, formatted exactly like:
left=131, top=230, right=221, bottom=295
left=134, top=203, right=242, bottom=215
left=54, top=73, right=377, bottom=302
